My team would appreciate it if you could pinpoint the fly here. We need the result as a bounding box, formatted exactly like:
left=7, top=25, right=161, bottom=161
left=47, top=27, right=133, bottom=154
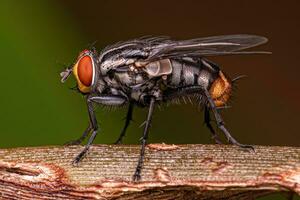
left=60, top=34, right=269, bottom=181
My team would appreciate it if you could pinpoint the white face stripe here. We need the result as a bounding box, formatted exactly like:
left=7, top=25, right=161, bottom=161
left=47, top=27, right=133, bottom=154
left=91, top=56, right=96, bottom=86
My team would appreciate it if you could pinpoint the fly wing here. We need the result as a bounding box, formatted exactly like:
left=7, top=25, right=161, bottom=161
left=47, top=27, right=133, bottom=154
left=147, top=34, right=269, bottom=61
left=99, top=36, right=170, bottom=61
left=99, top=36, right=171, bottom=73
left=99, top=35, right=268, bottom=73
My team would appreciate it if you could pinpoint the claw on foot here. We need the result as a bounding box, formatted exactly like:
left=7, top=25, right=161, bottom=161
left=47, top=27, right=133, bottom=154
left=114, top=140, right=122, bottom=145
left=234, top=143, right=255, bottom=153
left=212, top=135, right=223, bottom=144
left=64, top=140, right=82, bottom=146
left=240, top=144, right=255, bottom=153
left=132, top=173, right=141, bottom=182
left=72, top=149, right=88, bottom=166
left=72, top=158, right=80, bottom=167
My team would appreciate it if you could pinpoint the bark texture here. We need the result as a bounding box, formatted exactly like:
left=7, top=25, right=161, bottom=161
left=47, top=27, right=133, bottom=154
left=0, top=144, right=299, bottom=199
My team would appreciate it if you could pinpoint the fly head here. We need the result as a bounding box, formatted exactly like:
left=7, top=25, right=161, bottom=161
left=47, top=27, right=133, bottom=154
left=60, top=49, right=98, bottom=94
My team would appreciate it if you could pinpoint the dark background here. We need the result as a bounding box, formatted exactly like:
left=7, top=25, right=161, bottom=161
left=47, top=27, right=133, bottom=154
left=0, top=1, right=299, bottom=199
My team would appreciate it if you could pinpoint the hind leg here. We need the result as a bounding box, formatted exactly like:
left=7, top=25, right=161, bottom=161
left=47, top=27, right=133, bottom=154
left=204, top=106, right=223, bottom=144
left=203, top=89, right=254, bottom=151
left=164, top=85, right=253, bottom=150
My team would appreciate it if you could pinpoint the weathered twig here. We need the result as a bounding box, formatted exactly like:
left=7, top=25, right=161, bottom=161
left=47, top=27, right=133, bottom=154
left=0, top=144, right=299, bottom=199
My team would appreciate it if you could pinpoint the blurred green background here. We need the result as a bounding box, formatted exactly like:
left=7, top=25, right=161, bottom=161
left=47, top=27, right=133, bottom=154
left=0, top=1, right=299, bottom=199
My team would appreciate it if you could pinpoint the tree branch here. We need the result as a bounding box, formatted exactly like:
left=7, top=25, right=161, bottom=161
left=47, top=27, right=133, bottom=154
left=0, top=144, right=299, bottom=199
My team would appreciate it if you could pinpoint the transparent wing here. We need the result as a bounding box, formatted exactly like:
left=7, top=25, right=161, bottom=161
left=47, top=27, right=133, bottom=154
left=147, top=34, right=269, bottom=60
left=98, top=35, right=269, bottom=72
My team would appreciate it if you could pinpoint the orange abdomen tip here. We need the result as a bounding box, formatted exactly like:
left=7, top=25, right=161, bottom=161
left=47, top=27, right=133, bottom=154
left=209, top=71, right=232, bottom=107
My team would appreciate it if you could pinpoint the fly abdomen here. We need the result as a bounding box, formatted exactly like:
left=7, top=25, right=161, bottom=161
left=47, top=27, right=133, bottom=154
left=168, top=59, right=215, bottom=89
left=168, top=58, right=233, bottom=106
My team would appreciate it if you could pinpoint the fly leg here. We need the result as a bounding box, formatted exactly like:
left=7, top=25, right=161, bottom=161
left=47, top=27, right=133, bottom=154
left=114, top=102, right=134, bottom=144
left=133, top=97, right=155, bottom=181
left=89, top=95, right=127, bottom=106
left=165, top=86, right=253, bottom=150
left=64, top=123, right=92, bottom=145
left=203, top=89, right=254, bottom=151
left=204, top=106, right=223, bottom=144
left=164, top=86, right=222, bottom=144
left=72, top=95, right=127, bottom=165
left=72, top=96, right=98, bottom=165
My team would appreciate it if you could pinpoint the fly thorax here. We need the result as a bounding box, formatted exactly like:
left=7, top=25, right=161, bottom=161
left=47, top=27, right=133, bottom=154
left=114, top=70, right=147, bottom=87
left=95, top=78, right=107, bottom=94
left=100, top=57, right=128, bottom=75
left=209, top=71, right=232, bottom=107
left=130, top=89, right=142, bottom=102
left=103, top=75, right=120, bottom=89
left=114, top=72, right=133, bottom=86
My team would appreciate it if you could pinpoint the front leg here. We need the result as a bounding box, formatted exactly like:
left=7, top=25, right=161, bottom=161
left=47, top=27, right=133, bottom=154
left=72, top=95, right=127, bottom=165
left=89, top=95, right=127, bottom=106
left=64, top=123, right=92, bottom=145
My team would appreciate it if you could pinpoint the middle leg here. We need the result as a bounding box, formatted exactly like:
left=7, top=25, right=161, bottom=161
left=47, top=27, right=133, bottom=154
left=114, top=102, right=134, bottom=144
left=133, top=97, right=155, bottom=181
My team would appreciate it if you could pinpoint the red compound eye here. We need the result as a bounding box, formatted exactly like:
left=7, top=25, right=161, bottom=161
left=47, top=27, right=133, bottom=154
left=77, top=55, right=93, bottom=86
